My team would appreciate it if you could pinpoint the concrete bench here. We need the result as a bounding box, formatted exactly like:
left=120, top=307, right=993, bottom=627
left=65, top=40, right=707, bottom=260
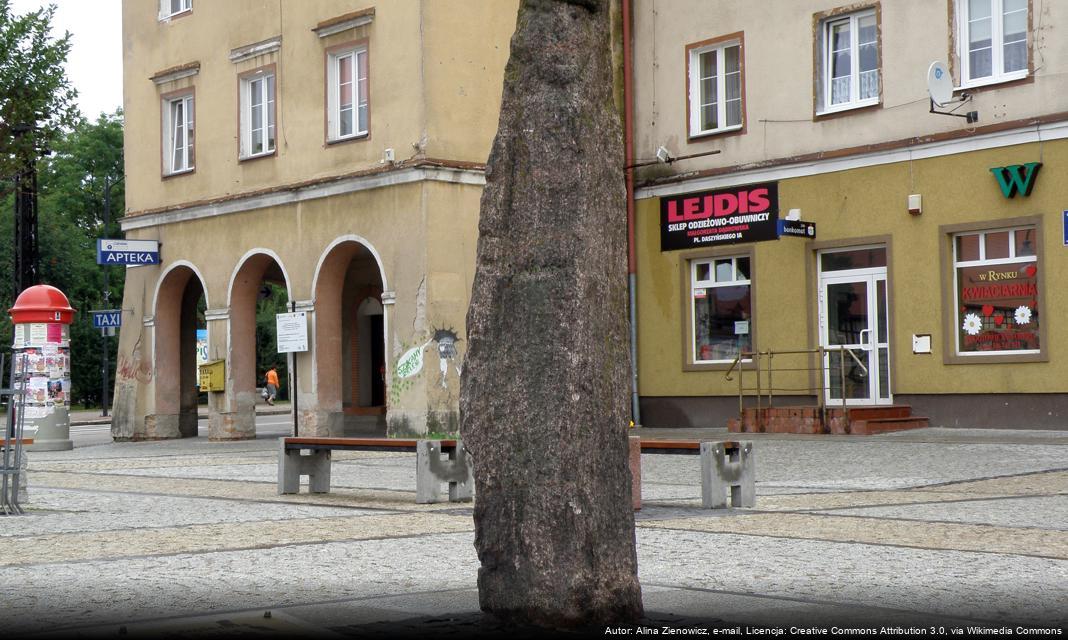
left=634, top=439, right=754, bottom=509
left=278, top=437, right=473, bottom=504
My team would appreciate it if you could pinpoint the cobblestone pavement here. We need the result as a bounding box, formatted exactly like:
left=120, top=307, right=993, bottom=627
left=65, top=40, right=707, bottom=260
left=1, top=427, right=1065, bottom=638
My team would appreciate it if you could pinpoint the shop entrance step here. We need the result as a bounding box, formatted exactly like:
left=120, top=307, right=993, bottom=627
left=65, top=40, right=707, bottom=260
left=728, top=404, right=930, bottom=435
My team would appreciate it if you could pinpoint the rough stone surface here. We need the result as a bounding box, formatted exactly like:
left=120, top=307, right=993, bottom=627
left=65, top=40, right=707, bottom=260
left=459, top=0, right=642, bottom=627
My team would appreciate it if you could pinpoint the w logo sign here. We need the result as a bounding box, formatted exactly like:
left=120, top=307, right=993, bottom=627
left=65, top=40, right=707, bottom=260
left=990, top=162, right=1042, bottom=198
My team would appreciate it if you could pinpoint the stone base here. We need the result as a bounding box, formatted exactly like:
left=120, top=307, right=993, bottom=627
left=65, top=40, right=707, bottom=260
left=25, top=438, right=73, bottom=451
left=208, top=410, right=256, bottom=440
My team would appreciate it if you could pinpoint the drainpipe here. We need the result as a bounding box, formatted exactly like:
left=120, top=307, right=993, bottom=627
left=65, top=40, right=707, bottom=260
left=623, top=0, right=641, bottom=427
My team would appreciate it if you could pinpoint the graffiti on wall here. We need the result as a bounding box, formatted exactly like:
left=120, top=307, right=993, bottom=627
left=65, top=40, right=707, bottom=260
left=432, top=328, right=461, bottom=388
left=390, top=327, right=464, bottom=401
left=117, top=334, right=153, bottom=384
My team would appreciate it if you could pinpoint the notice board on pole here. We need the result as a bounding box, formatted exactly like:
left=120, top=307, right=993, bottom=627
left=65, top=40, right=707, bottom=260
left=276, top=312, right=308, bottom=353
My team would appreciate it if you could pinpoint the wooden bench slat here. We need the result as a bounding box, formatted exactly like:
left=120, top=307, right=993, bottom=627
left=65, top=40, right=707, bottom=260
left=0, top=439, right=33, bottom=446
left=639, top=439, right=739, bottom=452
left=283, top=437, right=459, bottom=450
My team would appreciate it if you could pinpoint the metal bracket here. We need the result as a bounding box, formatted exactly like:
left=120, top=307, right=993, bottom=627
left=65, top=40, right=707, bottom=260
left=930, top=96, right=978, bottom=124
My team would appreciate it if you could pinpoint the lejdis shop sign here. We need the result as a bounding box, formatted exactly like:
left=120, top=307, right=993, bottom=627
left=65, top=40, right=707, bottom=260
left=660, top=182, right=779, bottom=251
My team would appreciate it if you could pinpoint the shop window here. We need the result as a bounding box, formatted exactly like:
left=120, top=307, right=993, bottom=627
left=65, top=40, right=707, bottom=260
left=816, top=7, right=880, bottom=115
left=957, top=0, right=1028, bottom=87
left=953, top=226, right=1039, bottom=356
left=691, top=255, right=752, bottom=364
left=686, top=34, right=744, bottom=138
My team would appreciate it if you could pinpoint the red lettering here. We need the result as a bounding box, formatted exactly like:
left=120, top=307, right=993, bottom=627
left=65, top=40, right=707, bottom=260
left=683, top=197, right=701, bottom=220
left=713, top=193, right=738, bottom=217
left=667, top=200, right=683, bottom=223
left=748, top=188, right=770, bottom=212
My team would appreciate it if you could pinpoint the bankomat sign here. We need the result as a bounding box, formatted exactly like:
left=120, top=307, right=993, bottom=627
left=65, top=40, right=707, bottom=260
left=660, top=182, right=779, bottom=251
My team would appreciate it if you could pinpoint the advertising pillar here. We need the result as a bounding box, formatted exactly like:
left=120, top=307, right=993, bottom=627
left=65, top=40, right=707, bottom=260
left=9, top=285, right=75, bottom=451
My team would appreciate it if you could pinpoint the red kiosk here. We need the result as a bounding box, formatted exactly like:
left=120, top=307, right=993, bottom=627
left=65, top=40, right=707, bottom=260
left=9, top=285, right=76, bottom=451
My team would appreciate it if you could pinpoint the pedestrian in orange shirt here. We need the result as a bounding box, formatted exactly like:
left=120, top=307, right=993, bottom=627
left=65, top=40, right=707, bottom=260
left=265, top=366, right=279, bottom=405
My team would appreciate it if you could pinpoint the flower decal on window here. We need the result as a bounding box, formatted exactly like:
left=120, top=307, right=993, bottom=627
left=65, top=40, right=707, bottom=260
left=962, top=313, right=983, bottom=336
left=1014, top=305, right=1032, bottom=326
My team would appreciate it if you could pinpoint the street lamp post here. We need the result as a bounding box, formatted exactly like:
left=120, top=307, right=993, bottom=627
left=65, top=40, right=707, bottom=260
left=11, top=123, right=40, bottom=297
left=100, top=174, right=123, bottom=417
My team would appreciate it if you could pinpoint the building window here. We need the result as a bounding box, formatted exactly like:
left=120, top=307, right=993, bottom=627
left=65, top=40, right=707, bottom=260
left=687, top=36, right=743, bottom=137
left=953, top=226, right=1038, bottom=356
left=817, top=8, right=879, bottom=113
left=691, top=256, right=752, bottom=363
left=160, top=0, right=191, bottom=20
left=326, top=45, right=368, bottom=142
left=240, top=70, right=276, bottom=159
left=959, top=0, right=1028, bottom=86
left=163, top=94, right=194, bottom=175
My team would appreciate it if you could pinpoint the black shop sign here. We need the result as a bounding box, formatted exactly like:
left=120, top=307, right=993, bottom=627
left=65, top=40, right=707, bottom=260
left=661, top=182, right=780, bottom=251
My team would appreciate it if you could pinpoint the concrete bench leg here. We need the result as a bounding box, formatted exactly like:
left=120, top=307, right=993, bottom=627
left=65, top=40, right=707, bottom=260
left=277, top=440, right=332, bottom=495
left=700, top=441, right=754, bottom=509
left=416, top=440, right=474, bottom=504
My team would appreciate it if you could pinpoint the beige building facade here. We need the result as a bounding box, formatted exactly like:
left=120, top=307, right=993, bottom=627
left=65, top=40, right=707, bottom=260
left=114, top=0, right=516, bottom=439
left=631, top=0, right=1068, bottom=429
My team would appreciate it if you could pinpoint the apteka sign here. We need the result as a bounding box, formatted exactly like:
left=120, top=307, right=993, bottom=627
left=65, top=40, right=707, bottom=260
left=660, top=182, right=779, bottom=251
left=97, top=239, right=160, bottom=266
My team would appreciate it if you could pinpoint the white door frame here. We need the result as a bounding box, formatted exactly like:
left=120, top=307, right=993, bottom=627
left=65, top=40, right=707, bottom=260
left=818, top=262, right=891, bottom=406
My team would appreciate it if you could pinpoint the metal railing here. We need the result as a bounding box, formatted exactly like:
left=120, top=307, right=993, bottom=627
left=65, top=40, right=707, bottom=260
left=1, top=354, right=29, bottom=515
left=724, top=346, right=869, bottom=431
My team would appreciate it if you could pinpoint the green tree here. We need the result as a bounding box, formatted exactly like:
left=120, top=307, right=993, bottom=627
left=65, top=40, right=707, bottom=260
left=0, top=112, right=125, bottom=406
left=0, top=0, right=80, bottom=180
left=256, top=283, right=289, bottom=400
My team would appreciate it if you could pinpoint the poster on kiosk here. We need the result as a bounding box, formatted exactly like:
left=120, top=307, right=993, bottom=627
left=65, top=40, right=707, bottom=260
left=9, top=285, right=75, bottom=451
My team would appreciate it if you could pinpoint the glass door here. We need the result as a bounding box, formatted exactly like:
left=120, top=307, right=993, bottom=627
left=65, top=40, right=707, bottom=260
left=819, top=270, right=891, bottom=405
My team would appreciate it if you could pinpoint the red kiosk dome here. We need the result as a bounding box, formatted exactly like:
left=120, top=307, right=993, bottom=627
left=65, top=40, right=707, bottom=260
left=9, top=285, right=76, bottom=325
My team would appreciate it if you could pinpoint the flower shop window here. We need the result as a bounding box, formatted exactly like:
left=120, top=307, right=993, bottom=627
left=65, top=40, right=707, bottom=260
left=953, top=226, right=1040, bottom=357
left=691, top=255, right=752, bottom=364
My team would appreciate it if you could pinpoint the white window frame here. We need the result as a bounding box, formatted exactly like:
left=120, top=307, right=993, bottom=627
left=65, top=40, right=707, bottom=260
left=687, top=39, right=743, bottom=138
left=690, top=256, right=752, bottom=364
left=159, top=0, right=192, bottom=20
left=163, top=94, right=194, bottom=175
left=958, top=0, right=1028, bottom=88
left=952, top=226, right=1038, bottom=356
left=239, top=71, right=276, bottom=159
left=818, top=9, right=879, bottom=115
left=327, top=46, right=369, bottom=142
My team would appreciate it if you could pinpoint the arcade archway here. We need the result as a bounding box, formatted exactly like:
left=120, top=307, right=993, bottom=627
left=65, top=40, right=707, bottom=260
left=152, top=263, right=207, bottom=439
left=313, top=238, right=386, bottom=436
left=225, top=250, right=291, bottom=439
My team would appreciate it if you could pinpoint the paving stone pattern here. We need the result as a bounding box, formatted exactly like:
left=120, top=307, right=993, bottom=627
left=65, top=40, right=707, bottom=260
left=1, top=429, right=1065, bottom=636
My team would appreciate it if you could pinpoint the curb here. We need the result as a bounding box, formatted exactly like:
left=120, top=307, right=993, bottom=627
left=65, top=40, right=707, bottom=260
left=70, top=408, right=293, bottom=427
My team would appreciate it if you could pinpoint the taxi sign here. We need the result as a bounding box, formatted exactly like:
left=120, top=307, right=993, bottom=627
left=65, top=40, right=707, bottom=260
left=91, top=309, right=122, bottom=329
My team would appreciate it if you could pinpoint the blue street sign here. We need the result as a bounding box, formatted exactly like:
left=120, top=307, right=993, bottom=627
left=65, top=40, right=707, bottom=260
left=97, top=239, right=160, bottom=265
left=91, top=310, right=122, bottom=329
left=1063, top=211, right=1068, bottom=246
left=777, top=218, right=816, bottom=239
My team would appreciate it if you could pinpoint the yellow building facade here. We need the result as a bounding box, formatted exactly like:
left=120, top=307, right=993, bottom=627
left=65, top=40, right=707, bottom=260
left=631, top=0, right=1068, bottom=429
left=114, top=0, right=516, bottom=439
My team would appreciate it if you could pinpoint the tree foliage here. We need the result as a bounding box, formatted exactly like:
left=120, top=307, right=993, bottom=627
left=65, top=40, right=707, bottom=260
left=0, top=112, right=125, bottom=406
left=256, top=283, right=289, bottom=399
left=0, top=0, right=80, bottom=180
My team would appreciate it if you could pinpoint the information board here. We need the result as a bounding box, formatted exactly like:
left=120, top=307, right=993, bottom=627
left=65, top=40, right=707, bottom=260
left=276, top=312, right=308, bottom=353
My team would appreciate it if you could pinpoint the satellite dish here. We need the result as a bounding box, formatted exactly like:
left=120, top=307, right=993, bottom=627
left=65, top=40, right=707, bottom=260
left=927, top=61, right=953, bottom=107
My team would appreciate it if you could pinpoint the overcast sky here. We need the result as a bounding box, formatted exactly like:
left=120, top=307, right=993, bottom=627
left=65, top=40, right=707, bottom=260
left=10, top=0, right=123, bottom=121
